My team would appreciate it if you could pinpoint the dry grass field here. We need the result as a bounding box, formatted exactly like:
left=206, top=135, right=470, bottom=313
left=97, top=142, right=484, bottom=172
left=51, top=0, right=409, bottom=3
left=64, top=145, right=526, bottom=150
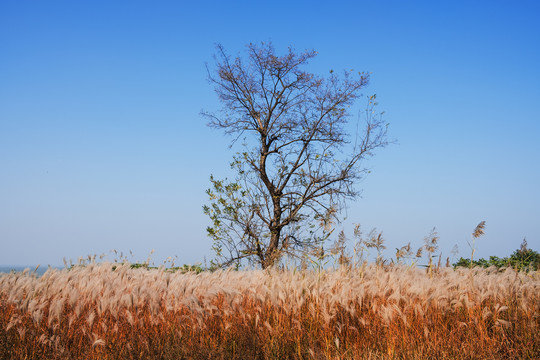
left=1, top=262, right=539, bottom=359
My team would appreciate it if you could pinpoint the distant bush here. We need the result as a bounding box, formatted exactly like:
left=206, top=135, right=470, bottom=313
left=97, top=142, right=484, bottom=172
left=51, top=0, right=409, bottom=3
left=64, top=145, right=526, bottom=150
left=113, top=263, right=207, bottom=274
left=454, top=239, right=539, bottom=271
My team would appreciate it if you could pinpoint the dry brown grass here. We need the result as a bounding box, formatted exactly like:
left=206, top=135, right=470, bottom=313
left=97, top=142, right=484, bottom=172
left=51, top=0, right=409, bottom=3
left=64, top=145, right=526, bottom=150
left=1, top=263, right=539, bottom=359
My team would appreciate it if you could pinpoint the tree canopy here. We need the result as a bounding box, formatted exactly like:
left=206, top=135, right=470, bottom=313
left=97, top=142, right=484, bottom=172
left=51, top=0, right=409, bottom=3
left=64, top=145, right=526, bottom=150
left=203, top=43, right=389, bottom=268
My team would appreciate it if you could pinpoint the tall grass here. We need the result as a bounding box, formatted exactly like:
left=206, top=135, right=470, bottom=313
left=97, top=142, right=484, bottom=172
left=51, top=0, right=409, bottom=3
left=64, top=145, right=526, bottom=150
left=1, top=261, right=539, bottom=359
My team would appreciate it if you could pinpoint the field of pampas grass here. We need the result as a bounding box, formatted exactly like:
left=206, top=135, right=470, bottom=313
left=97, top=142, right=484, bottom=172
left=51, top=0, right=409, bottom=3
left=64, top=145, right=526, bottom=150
left=1, top=263, right=539, bottom=359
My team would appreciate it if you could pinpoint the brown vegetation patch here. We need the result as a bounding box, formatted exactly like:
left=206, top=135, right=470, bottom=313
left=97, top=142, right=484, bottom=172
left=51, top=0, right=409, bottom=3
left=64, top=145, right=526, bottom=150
left=1, top=264, right=539, bottom=359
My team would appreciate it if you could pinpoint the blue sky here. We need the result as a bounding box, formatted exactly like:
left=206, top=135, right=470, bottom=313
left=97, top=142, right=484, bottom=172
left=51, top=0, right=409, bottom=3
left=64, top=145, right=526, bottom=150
left=1, top=0, right=539, bottom=267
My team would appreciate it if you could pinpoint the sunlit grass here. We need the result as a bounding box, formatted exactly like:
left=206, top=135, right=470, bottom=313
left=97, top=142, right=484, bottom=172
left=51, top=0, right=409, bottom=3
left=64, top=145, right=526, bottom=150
left=1, top=261, right=539, bottom=359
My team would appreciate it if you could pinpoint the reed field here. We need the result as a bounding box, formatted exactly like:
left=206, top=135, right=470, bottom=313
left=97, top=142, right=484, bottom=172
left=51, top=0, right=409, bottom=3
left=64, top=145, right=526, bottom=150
left=1, top=262, right=539, bottom=359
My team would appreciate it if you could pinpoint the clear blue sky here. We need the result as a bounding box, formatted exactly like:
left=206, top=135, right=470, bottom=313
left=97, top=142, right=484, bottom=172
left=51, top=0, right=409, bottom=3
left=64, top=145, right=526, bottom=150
left=1, top=0, right=539, bottom=267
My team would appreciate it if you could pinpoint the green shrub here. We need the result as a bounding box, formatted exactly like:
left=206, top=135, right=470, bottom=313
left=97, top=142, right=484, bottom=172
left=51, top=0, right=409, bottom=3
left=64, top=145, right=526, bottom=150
left=454, top=240, right=539, bottom=271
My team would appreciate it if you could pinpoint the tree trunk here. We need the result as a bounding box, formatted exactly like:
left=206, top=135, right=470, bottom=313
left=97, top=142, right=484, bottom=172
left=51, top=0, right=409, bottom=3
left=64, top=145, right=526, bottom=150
left=262, top=228, right=281, bottom=269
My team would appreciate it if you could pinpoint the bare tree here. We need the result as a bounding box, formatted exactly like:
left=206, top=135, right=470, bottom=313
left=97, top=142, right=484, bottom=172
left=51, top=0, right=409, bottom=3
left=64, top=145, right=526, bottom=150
left=203, top=42, right=389, bottom=269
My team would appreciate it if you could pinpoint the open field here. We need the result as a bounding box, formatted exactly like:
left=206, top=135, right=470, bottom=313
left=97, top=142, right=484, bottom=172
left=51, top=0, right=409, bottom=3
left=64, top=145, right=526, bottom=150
left=1, top=263, right=539, bottom=359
